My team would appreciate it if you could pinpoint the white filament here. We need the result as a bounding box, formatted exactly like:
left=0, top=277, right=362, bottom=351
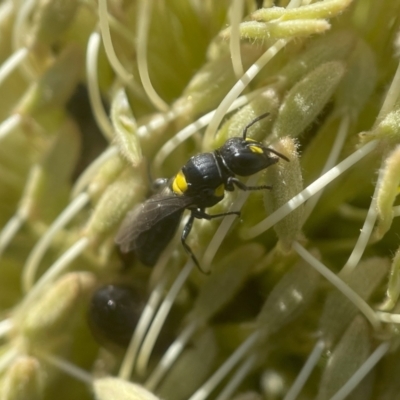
left=188, top=332, right=259, bottom=400
left=119, top=277, right=167, bottom=380
left=303, top=115, right=350, bottom=221
left=292, top=241, right=380, bottom=330
left=243, top=140, right=378, bottom=239
left=203, top=39, right=288, bottom=147
left=136, top=0, right=169, bottom=112
left=19, top=237, right=89, bottom=311
left=22, top=193, right=90, bottom=292
left=145, top=320, right=200, bottom=391
left=136, top=260, right=195, bottom=376
left=153, top=86, right=274, bottom=173
left=283, top=340, right=325, bottom=400
left=39, top=352, right=93, bottom=384
left=329, top=342, right=390, bottom=400
left=86, top=31, right=114, bottom=140
left=229, top=0, right=245, bottom=79
left=339, top=165, right=385, bottom=277
left=0, top=48, right=28, bottom=88
left=215, top=354, right=257, bottom=400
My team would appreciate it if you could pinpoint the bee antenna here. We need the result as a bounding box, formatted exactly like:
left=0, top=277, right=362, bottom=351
left=266, top=147, right=290, bottom=162
left=242, top=113, right=270, bottom=140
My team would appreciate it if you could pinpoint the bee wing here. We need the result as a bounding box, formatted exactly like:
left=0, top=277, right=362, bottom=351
left=115, top=193, right=194, bottom=255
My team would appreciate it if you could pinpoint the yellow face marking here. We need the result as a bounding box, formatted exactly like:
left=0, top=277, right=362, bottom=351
left=249, top=145, right=263, bottom=154
left=245, top=138, right=263, bottom=154
left=172, top=170, right=188, bottom=195
left=214, top=184, right=225, bottom=197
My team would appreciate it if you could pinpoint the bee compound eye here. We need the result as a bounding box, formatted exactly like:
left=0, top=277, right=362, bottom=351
left=88, top=284, right=145, bottom=348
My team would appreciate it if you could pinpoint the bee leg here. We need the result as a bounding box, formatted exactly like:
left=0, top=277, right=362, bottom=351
left=182, top=209, right=241, bottom=274
left=227, top=177, right=272, bottom=191
left=192, top=209, right=241, bottom=220
left=181, top=213, right=209, bottom=274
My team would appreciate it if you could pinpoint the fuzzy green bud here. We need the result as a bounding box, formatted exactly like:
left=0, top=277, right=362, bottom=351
left=335, top=39, right=377, bottom=118
left=375, top=145, right=400, bottom=238
left=316, top=316, right=371, bottom=400
left=175, top=48, right=261, bottom=118
left=220, top=19, right=330, bottom=43
left=318, top=257, right=389, bottom=346
left=30, top=0, right=79, bottom=46
left=19, top=272, right=96, bottom=343
left=263, top=137, right=303, bottom=250
left=272, top=61, right=346, bottom=139
left=359, top=99, right=400, bottom=144
left=257, top=261, right=320, bottom=338
left=111, top=89, right=142, bottom=167
left=94, top=377, right=161, bottom=400
left=23, top=120, right=81, bottom=221
left=14, top=46, right=83, bottom=116
left=278, top=30, right=355, bottom=89
left=87, top=152, right=126, bottom=201
left=190, top=244, right=264, bottom=322
left=1, top=356, right=43, bottom=400
left=380, top=246, right=400, bottom=310
left=84, top=166, right=146, bottom=243
left=157, top=329, right=218, bottom=400
left=252, top=0, right=353, bottom=22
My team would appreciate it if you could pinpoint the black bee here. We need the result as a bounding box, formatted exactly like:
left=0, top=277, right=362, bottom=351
left=115, top=113, right=289, bottom=271
left=87, top=284, right=145, bottom=348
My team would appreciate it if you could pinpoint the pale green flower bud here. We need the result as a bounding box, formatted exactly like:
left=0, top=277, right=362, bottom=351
left=190, top=244, right=264, bottom=322
left=257, top=260, right=320, bottom=338
left=375, top=145, right=400, bottom=238
left=278, top=31, right=356, bottom=89
left=334, top=39, right=377, bottom=118
left=263, top=137, right=303, bottom=250
left=87, top=153, right=126, bottom=201
left=175, top=48, right=262, bottom=118
left=30, top=0, right=79, bottom=47
left=111, top=89, right=142, bottom=167
left=1, top=356, right=43, bottom=400
left=360, top=99, right=400, bottom=144
left=316, top=316, right=371, bottom=400
left=380, top=246, right=400, bottom=310
left=220, top=19, right=330, bottom=43
left=94, top=377, right=161, bottom=400
left=19, top=272, right=96, bottom=343
left=83, top=167, right=146, bottom=243
left=318, top=257, right=389, bottom=346
left=157, top=329, right=218, bottom=400
left=252, top=0, right=353, bottom=21
left=272, top=61, right=346, bottom=139
left=14, top=46, right=83, bottom=116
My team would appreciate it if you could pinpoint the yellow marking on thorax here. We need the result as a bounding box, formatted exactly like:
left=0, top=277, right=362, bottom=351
left=214, top=184, right=225, bottom=197
left=172, top=170, right=188, bottom=195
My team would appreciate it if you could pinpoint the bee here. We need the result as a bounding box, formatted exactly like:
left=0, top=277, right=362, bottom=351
left=115, top=113, right=289, bottom=271
left=87, top=284, right=145, bottom=348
